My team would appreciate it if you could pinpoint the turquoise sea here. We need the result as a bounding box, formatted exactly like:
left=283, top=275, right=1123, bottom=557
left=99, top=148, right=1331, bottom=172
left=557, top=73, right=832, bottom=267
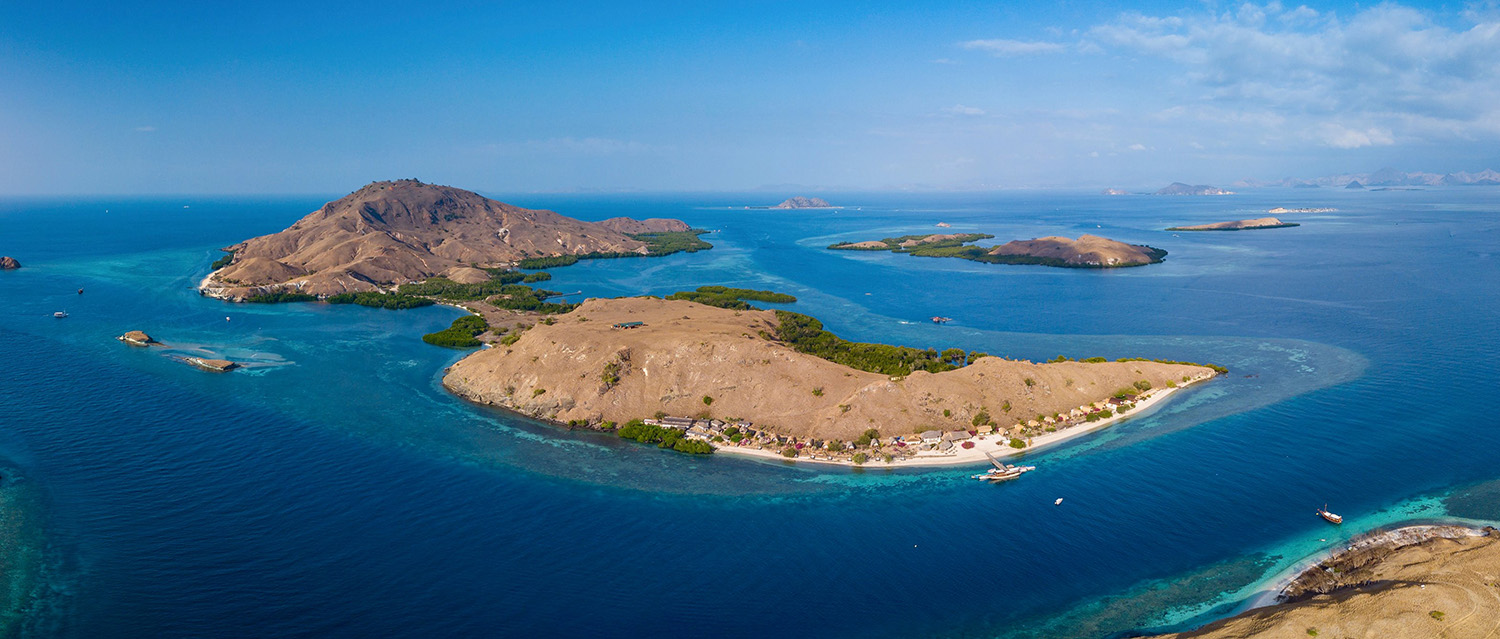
left=0, top=188, right=1497, bottom=637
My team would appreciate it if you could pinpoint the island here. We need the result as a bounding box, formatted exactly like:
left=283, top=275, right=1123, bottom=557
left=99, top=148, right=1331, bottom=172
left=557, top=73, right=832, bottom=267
left=442, top=294, right=1221, bottom=466
left=182, top=357, right=238, bottom=372
left=1167, top=217, right=1300, bottom=231
left=829, top=233, right=1167, bottom=268
left=1267, top=207, right=1336, bottom=214
left=1157, top=525, right=1499, bottom=638
left=1155, top=183, right=1234, bottom=196
left=1345, top=181, right=1366, bottom=190
left=0, top=256, right=18, bottom=270
left=199, top=179, right=707, bottom=300
left=116, top=330, right=160, bottom=347
left=773, top=196, right=833, bottom=209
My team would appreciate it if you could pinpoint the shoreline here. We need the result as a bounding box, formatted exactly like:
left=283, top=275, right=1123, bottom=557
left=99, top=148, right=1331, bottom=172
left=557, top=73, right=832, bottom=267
left=712, top=377, right=1206, bottom=469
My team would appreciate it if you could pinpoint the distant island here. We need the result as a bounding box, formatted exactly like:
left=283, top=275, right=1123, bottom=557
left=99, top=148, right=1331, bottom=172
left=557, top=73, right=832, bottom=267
left=1167, top=217, right=1299, bottom=231
left=829, top=233, right=1167, bottom=268
left=199, top=180, right=709, bottom=301
left=773, top=196, right=833, bottom=209
left=1235, top=167, right=1500, bottom=189
left=0, top=256, right=18, bottom=270
left=1154, top=182, right=1234, bottom=196
left=444, top=294, right=1220, bottom=465
left=1268, top=207, right=1336, bottom=213
left=1156, top=525, right=1498, bottom=639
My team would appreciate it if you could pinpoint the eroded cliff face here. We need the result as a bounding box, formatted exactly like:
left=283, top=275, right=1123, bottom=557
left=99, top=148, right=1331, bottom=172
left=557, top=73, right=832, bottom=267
left=200, top=179, right=683, bottom=299
left=442, top=297, right=1214, bottom=441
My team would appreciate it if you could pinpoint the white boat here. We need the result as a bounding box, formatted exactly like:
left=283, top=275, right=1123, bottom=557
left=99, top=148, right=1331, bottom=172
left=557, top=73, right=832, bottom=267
left=53, top=310, right=68, bottom=318
left=970, top=452, right=1034, bottom=482
left=1055, top=498, right=1064, bottom=505
left=1317, top=504, right=1342, bottom=524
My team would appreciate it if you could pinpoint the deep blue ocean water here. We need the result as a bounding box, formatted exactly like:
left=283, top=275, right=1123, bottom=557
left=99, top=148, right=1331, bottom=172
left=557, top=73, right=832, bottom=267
left=0, top=188, right=1496, bottom=637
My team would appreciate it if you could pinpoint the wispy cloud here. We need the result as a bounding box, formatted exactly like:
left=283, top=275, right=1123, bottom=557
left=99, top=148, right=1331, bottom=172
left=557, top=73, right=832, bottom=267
left=941, top=104, right=986, bottom=117
left=959, top=39, right=1066, bottom=56
left=133, top=126, right=156, bottom=132
left=1083, top=3, right=1500, bottom=144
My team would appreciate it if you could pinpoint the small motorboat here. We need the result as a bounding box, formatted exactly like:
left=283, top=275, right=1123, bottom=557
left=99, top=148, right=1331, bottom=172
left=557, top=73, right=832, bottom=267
left=53, top=310, right=68, bottom=318
left=1317, top=504, right=1342, bottom=524
left=1055, top=498, right=1064, bottom=506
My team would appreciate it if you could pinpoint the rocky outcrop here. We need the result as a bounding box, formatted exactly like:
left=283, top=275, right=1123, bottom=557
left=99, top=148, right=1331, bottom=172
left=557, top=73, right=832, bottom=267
left=116, top=331, right=159, bottom=347
left=200, top=179, right=690, bottom=300
left=0, top=257, right=19, bottom=270
left=1167, top=218, right=1299, bottom=231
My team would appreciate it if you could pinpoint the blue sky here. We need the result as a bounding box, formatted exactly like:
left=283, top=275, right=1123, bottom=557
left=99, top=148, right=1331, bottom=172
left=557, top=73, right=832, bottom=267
left=2, top=1, right=1497, bottom=193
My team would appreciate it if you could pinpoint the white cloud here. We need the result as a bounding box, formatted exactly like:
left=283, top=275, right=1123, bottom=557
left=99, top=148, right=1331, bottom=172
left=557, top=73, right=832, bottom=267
left=942, top=104, right=986, bottom=117
left=960, top=39, right=1067, bottom=56
left=1128, top=143, right=1148, bottom=151
left=1083, top=3, right=1500, bottom=147
left=1318, top=125, right=1395, bottom=148
left=931, top=58, right=958, bottom=65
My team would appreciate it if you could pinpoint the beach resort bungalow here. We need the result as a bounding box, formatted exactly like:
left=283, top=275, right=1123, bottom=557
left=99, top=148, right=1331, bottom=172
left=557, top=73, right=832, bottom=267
left=945, top=430, right=970, bottom=442
left=938, top=439, right=954, bottom=452
left=662, top=416, right=694, bottom=429
left=920, top=430, right=944, bottom=445
left=977, top=425, right=994, bottom=435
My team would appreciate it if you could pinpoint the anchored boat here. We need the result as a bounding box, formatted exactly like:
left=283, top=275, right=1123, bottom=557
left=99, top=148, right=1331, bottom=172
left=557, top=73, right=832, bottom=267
left=971, top=452, right=1035, bottom=482
left=1316, top=504, right=1343, bottom=524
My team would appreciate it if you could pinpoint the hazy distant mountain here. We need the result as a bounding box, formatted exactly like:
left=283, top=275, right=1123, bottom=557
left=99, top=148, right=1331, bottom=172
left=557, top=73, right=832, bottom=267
left=1236, top=168, right=1500, bottom=189
left=1154, top=182, right=1233, bottom=196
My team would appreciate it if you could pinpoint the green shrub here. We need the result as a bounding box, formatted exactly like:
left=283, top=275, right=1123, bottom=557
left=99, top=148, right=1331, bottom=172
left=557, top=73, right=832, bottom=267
left=1009, top=438, right=1026, bottom=449
left=811, top=387, right=823, bottom=397
left=325, top=292, right=435, bottom=309
left=771, top=311, right=965, bottom=376
left=210, top=250, right=236, bottom=270
left=971, top=411, right=990, bottom=427
left=1134, top=380, right=1152, bottom=391
left=852, top=452, right=868, bottom=465
left=702, top=395, right=714, bottom=405
left=244, top=291, right=317, bottom=303
left=781, top=447, right=799, bottom=458
left=422, top=314, right=491, bottom=348
left=665, top=285, right=797, bottom=310
left=532, top=388, right=546, bottom=396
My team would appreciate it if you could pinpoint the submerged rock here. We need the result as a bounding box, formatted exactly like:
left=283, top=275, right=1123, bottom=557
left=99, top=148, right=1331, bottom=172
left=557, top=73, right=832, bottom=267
left=116, top=330, right=159, bottom=347
left=0, top=256, right=19, bottom=270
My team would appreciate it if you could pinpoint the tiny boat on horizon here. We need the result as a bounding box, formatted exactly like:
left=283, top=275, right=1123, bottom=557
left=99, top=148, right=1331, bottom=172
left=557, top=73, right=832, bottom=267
left=931, top=316, right=952, bottom=324
left=1317, top=504, right=1342, bottom=524
left=53, top=310, right=68, bottom=318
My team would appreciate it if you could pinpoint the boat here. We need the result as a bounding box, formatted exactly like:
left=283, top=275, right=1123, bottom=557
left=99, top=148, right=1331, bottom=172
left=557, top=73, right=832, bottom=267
left=931, top=316, right=952, bottom=324
left=53, top=310, right=68, bottom=318
left=1055, top=498, right=1064, bottom=505
left=970, top=452, right=1035, bottom=482
left=1317, top=504, right=1343, bottom=524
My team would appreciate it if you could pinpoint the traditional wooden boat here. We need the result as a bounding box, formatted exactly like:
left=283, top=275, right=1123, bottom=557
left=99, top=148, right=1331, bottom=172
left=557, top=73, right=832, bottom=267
left=1317, top=504, right=1343, bottom=524
left=970, top=452, right=1034, bottom=482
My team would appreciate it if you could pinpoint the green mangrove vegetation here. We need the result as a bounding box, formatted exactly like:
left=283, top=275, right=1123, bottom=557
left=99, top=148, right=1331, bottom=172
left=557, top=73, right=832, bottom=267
left=615, top=419, right=715, bottom=454
left=665, top=285, right=797, bottom=310
left=422, top=314, right=491, bottom=348
left=325, top=292, right=435, bottom=309
left=770, top=310, right=982, bottom=376
left=516, top=230, right=712, bottom=269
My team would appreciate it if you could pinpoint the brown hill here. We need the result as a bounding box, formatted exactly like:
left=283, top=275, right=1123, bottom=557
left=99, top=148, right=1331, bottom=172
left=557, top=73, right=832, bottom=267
left=1167, top=218, right=1298, bottom=231
left=1158, top=527, right=1500, bottom=639
left=988, top=235, right=1166, bottom=267
left=443, top=297, right=1214, bottom=441
left=201, top=180, right=686, bottom=300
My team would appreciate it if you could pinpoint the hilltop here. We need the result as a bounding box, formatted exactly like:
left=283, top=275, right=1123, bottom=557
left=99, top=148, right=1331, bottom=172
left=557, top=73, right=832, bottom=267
left=200, top=180, right=696, bottom=300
